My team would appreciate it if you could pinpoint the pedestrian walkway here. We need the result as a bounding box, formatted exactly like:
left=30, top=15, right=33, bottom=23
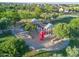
left=12, top=27, right=69, bottom=51
left=24, top=30, right=69, bottom=51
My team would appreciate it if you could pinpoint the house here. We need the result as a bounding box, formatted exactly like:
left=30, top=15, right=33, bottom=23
left=59, top=7, right=64, bottom=12
left=64, top=9, right=69, bottom=13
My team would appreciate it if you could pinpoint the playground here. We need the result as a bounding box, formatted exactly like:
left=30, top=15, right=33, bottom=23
left=12, top=18, right=69, bottom=51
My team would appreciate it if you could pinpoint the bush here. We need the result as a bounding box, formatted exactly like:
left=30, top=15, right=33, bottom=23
left=18, top=10, right=30, bottom=19
left=24, top=23, right=37, bottom=31
left=53, top=23, right=70, bottom=38
left=18, top=10, right=37, bottom=19
left=1, top=11, right=20, bottom=21
left=34, top=6, right=43, bottom=18
left=0, top=36, right=29, bottom=57
left=51, top=13, right=59, bottom=18
left=69, top=18, right=79, bottom=37
left=66, top=46, right=79, bottom=57
left=0, top=17, right=11, bottom=30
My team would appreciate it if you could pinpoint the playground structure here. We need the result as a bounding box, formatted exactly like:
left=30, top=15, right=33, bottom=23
left=31, top=18, right=53, bottom=39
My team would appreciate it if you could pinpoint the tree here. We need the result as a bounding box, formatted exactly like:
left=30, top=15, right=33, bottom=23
left=69, top=18, right=79, bottom=37
left=66, top=46, right=79, bottom=57
left=30, top=12, right=37, bottom=18
left=51, top=13, right=59, bottom=18
left=0, top=36, right=29, bottom=57
left=44, top=4, right=53, bottom=13
left=29, top=4, right=37, bottom=11
left=34, top=6, right=43, bottom=18
left=53, top=23, right=70, bottom=38
left=18, top=10, right=30, bottom=19
left=40, top=13, right=49, bottom=20
left=1, top=11, right=21, bottom=24
left=0, top=17, right=11, bottom=30
left=24, top=23, right=37, bottom=31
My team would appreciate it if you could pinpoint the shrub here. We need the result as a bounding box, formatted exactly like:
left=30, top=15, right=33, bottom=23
left=24, top=23, right=37, bottom=31
left=69, top=18, right=79, bottom=37
left=18, top=10, right=30, bottom=19
left=51, top=13, right=59, bottom=18
left=1, top=11, right=20, bottom=21
left=0, top=17, right=11, bottom=30
left=53, top=23, right=70, bottom=38
left=66, top=46, right=79, bottom=57
left=34, top=6, right=43, bottom=18
left=0, top=36, right=29, bottom=57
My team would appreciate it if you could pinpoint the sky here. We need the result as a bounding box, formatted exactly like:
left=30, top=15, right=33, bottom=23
left=0, top=0, right=79, bottom=3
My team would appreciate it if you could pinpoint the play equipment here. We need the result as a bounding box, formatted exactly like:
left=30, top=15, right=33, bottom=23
left=32, top=18, right=39, bottom=24
left=44, top=23, right=53, bottom=39
left=44, top=23, right=53, bottom=29
left=32, top=18, right=44, bottom=30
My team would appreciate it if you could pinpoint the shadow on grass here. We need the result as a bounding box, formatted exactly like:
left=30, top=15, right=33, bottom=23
left=0, top=31, right=13, bottom=43
left=69, top=38, right=79, bottom=48
left=0, top=31, right=13, bottom=38
left=51, top=16, right=76, bottom=25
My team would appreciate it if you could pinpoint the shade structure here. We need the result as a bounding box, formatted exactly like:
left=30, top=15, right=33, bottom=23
left=44, top=23, right=53, bottom=29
